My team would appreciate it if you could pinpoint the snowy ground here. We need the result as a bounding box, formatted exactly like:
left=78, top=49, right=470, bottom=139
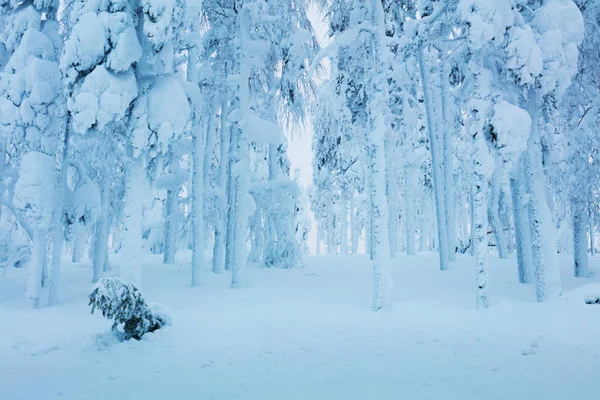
left=1, top=252, right=600, bottom=400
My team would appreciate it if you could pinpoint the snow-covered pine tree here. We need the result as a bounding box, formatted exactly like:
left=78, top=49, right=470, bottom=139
left=0, top=0, right=66, bottom=307
left=61, top=0, right=142, bottom=286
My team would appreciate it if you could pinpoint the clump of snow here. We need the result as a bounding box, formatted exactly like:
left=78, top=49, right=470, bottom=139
left=13, top=152, right=55, bottom=229
left=65, top=181, right=102, bottom=227
left=0, top=5, right=42, bottom=53
left=532, top=0, right=584, bottom=45
left=61, top=12, right=107, bottom=84
left=458, top=0, right=514, bottom=50
left=130, top=77, right=190, bottom=158
left=491, top=101, right=530, bottom=168
left=5, top=28, right=55, bottom=73
left=69, top=66, right=138, bottom=134
left=530, top=0, right=584, bottom=95
left=505, top=26, right=543, bottom=87
left=106, top=27, right=142, bottom=72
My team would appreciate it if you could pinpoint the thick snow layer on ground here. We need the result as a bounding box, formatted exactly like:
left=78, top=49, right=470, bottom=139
left=1, top=252, right=600, bottom=399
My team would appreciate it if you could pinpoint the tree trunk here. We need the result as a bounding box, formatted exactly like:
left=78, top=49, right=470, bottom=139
left=0, top=137, right=5, bottom=221
left=488, top=170, right=509, bottom=258
left=589, top=212, right=595, bottom=255
left=163, top=151, right=179, bottom=264
left=405, top=165, right=417, bottom=256
left=48, top=130, right=69, bottom=306
left=440, top=63, right=456, bottom=262
left=26, top=229, right=46, bottom=308
left=387, top=166, right=399, bottom=258
left=120, top=158, right=144, bottom=289
left=510, top=166, right=534, bottom=284
left=351, top=207, right=359, bottom=255
left=230, top=126, right=250, bottom=288
left=72, top=225, right=85, bottom=263
left=573, top=204, right=588, bottom=278
left=419, top=47, right=449, bottom=270
left=224, top=121, right=238, bottom=272
left=523, top=90, right=562, bottom=302
left=368, top=0, right=394, bottom=311
left=213, top=103, right=230, bottom=273
left=191, top=120, right=205, bottom=286
left=92, top=181, right=110, bottom=282
left=316, top=223, right=322, bottom=256
left=472, top=166, right=489, bottom=309
left=340, top=195, right=349, bottom=255
left=326, top=210, right=336, bottom=255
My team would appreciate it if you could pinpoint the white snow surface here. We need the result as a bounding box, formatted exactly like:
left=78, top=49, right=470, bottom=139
left=1, top=253, right=600, bottom=399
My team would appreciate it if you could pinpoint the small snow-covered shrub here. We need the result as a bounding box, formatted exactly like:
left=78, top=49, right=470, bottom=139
left=0, top=228, right=31, bottom=274
left=89, top=278, right=170, bottom=340
left=584, top=296, right=600, bottom=305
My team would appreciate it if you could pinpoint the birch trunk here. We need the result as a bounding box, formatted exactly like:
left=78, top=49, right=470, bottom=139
left=510, top=166, right=534, bottom=284
left=191, top=120, right=205, bottom=286
left=419, top=47, right=449, bottom=270
left=573, top=203, right=589, bottom=278
left=163, top=151, right=179, bottom=264
left=488, top=170, right=509, bottom=258
left=523, top=90, right=562, bottom=302
left=213, top=103, right=230, bottom=273
left=92, top=181, right=110, bottom=282
left=440, top=63, right=456, bottom=262
left=405, top=164, right=417, bottom=256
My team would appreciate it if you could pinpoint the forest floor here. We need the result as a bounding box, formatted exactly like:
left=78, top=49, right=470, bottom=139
left=1, top=252, right=600, bottom=400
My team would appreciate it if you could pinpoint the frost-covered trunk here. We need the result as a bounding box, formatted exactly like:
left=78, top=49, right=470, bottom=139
left=510, top=166, right=533, bottom=284
left=405, top=164, right=417, bottom=256
left=92, top=181, right=110, bottom=283
left=367, top=115, right=393, bottom=310
left=316, top=223, right=322, bottom=256
left=488, top=170, right=509, bottom=259
left=365, top=213, right=372, bottom=257
left=387, top=166, right=399, bottom=258
left=224, top=121, right=238, bottom=272
left=523, top=90, right=562, bottom=302
left=351, top=207, right=359, bottom=255
left=440, top=63, right=456, bottom=262
left=326, top=211, right=336, bottom=255
left=472, top=163, right=489, bottom=310
left=213, top=103, right=230, bottom=273
left=469, top=184, right=475, bottom=256
left=120, top=158, right=144, bottom=289
left=229, top=126, right=250, bottom=288
left=368, top=0, right=394, bottom=311
left=248, top=210, right=263, bottom=262
left=340, top=195, right=349, bottom=255
left=419, top=199, right=429, bottom=252
left=419, top=48, right=449, bottom=270
left=48, top=133, right=69, bottom=306
left=25, top=229, right=46, bottom=308
left=572, top=203, right=589, bottom=278
left=0, top=137, right=5, bottom=220
left=163, top=152, right=179, bottom=264
left=191, top=121, right=205, bottom=286
left=71, top=226, right=85, bottom=262
left=589, top=213, right=595, bottom=255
